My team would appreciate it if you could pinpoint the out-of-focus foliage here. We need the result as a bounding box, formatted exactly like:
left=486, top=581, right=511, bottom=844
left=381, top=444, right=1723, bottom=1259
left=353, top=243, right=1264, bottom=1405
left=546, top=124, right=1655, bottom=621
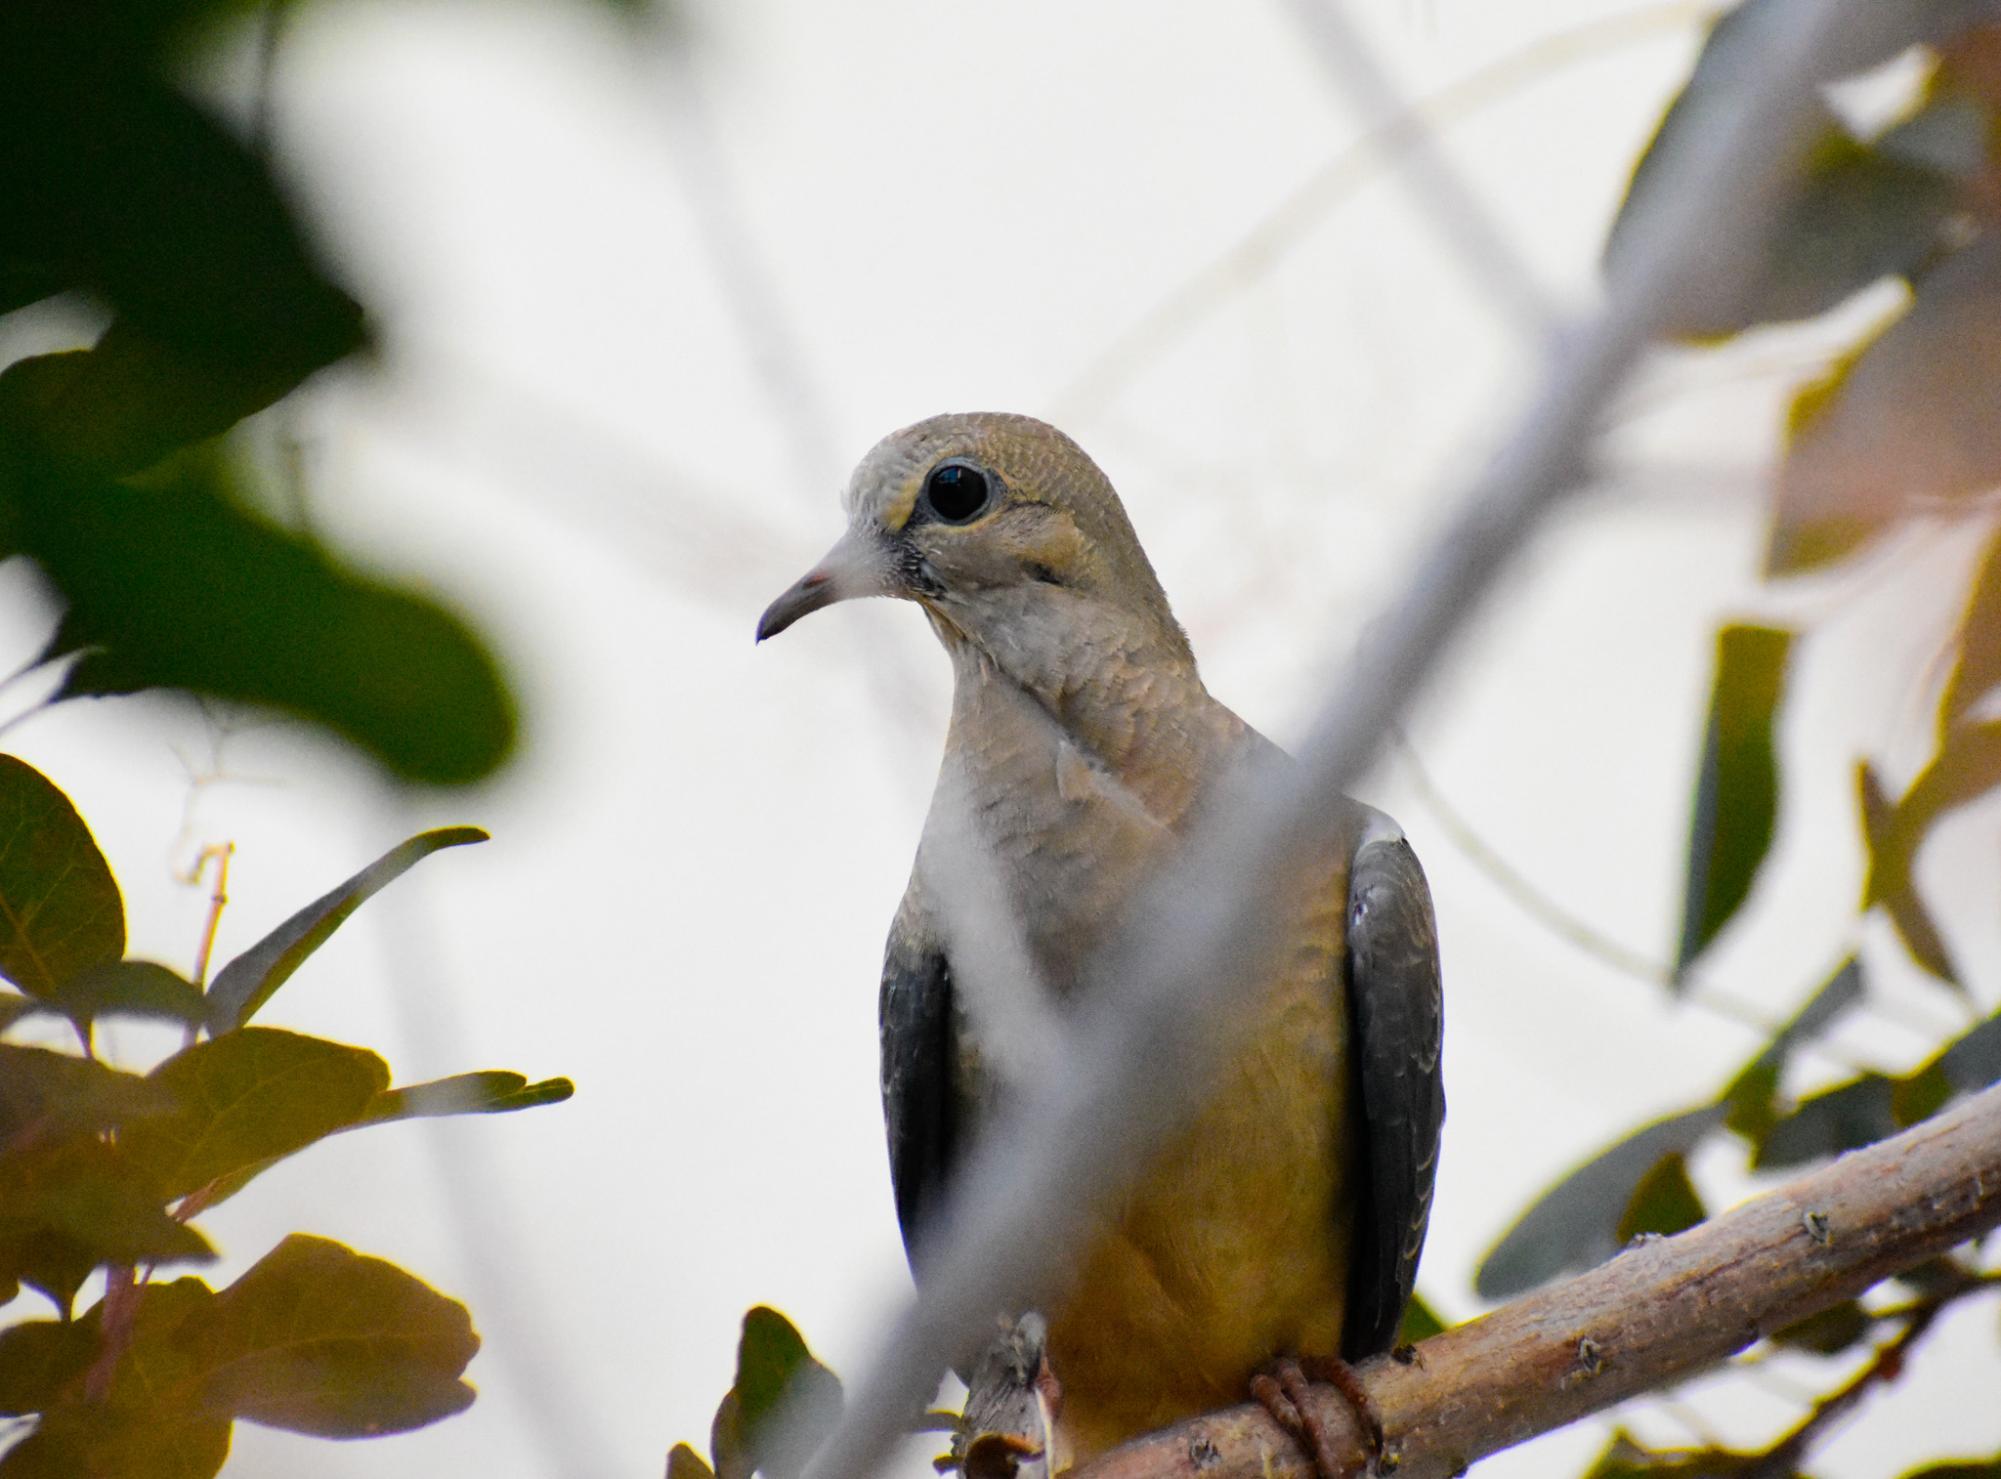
left=0, top=0, right=662, bottom=782
left=0, top=755, right=572, bottom=1476
left=668, top=1306, right=845, bottom=1479
left=1483, top=6, right=2001, bottom=1478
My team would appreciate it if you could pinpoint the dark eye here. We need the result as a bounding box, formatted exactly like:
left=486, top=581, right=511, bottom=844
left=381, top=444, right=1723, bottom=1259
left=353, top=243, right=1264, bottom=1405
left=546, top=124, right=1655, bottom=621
left=921, top=461, right=992, bottom=525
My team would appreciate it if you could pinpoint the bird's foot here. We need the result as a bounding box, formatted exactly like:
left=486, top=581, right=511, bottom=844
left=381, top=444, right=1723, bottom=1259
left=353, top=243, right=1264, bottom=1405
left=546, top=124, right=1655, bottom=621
left=1251, top=1355, right=1389, bottom=1478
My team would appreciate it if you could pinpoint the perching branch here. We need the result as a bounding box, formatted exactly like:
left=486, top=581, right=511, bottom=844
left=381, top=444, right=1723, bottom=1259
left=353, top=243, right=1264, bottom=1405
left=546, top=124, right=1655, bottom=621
left=1072, top=1080, right=2001, bottom=1479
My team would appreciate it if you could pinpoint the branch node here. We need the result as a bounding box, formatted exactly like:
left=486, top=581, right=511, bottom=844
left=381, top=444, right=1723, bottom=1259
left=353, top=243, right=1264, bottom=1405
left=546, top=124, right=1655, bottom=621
left=1574, top=1337, right=1608, bottom=1378
left=1802, top=1209, right=1833, bottom=1246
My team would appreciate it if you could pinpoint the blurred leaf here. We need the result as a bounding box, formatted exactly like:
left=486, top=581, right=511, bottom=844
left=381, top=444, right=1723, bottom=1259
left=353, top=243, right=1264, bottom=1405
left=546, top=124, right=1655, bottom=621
left=0, top=1137, right=215, bottom=1313
left=1674, top=625, right=1793, bottom=980
left=0, top=754, right=124, bottom=999
left=0, top=27, right=364, bottom=454
left=202, top=1234, right=478, bottom=1437
left=1476, top=1104, right=1724, bottom=1299
left=1584, top=1432, right=1758, bottom=1479
left=1396, top=1289, right=1446, bottom=1345
left=1770, top=1299, right=1871, bottom=1355
left=121, top=1028, right=389, bottom=1201
left=1615, top=1152, right=1706, bottom=1243
left=13, top=457, right=516, bottom=789
left=1902, top=1461, right=2001, bottom=1478
left=714, top=1307, right=844, bottom=1479
left=1759, top=1009, right=2001, bottom=1167
left=669, top=1444, right=720, bottom=1479
left=363, top=1071, right=575, bottom=1124
left=0, top=1317, right=97, bottom=1413
left=0, top=1041, right=176, bottom=1142
left=1940, top=529, right=2001, bottom=737
left=51, top=960, right=205, bottom=1029
left=1770, top=236, right=2001, bottom=575
left=206, top=827, right=488, bottom=1031
left=0, top=992, right=36, bottom=1033
left=1858, top=729, right=2001, bottom=988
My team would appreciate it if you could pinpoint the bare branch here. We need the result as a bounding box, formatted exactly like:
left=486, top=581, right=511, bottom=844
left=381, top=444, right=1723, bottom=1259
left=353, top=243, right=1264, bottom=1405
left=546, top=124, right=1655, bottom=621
left=1074, top=1080, right=2001, bottom=1479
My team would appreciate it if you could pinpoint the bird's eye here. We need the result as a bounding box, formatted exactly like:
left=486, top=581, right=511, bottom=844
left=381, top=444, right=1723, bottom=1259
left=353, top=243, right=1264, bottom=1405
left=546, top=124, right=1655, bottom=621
left=921, top=462, right=992, bottom=525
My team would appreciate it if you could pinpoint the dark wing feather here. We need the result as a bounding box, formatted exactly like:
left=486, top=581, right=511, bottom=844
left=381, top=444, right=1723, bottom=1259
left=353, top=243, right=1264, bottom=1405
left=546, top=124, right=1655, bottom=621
left=879, top=899, right=961, bottom=1275
left=1340, top=834, right=1446, bottom=1358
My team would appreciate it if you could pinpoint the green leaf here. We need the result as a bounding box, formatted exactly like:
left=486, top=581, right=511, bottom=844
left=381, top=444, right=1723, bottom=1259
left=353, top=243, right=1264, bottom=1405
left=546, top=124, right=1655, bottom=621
left=1615, top=1152, right=1706, bottom=1244
left=1770, top=236, right=2001, bottom=575
left=1770, top=1299, right=1871, bottom=1355
left=1722, top=955, right=1866, bottom=1140
left=0, top=1278, right=229, bottom=1479
left=200, top=1234, right=479, bottom=1437
left=1901, top=1462, right=2001, bottom=1479
left=1475, top=1103, right=1725, bottom=1299
left=715, top=1307, right=844, bottom=1479
left=51, top=960, right=205, bottom=1029
left=1674, top=625, right=1793, bottom=980
left=1860, top=748, right=1989, bottom=989
left=120, top=1028, right=389, bottom=1202
left=0, top=31, right=364, bottom=458
left=1939, top=528, right=2001, bottom=737
left=205, top=827, right=488, bottom=1031
left=363, top=1071, right=575, bottom=1124
left=14, top=457, right=517, bottom=790
left=0, top=1041, right=177, bottom=1141
left=0, top=754, right=124, bottom=999
left=0, top=1317, right=97, bottom=1414
left=669, top=1443, right=720, bottom=1479
left=1395, top=1289, right=1446, bottom=1346
left=1758, top=1010, right=2001, bottom=1168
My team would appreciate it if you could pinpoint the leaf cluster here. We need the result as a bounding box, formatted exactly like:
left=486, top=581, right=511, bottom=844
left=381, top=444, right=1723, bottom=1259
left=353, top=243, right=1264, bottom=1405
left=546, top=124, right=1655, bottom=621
left=669, top=1306, right=845, bottom=1479
left=1478, top=7, right=2001, bottom=1475
left=0, top=754, right=571, bottom=1475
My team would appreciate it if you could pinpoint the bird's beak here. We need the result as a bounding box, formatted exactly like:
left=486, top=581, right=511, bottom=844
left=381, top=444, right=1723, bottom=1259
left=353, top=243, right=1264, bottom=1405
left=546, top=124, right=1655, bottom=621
left=756, top=527, right=889, bottom=642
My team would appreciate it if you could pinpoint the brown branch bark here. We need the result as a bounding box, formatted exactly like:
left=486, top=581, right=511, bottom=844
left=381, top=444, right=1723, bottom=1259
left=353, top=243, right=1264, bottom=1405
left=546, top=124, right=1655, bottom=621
left=1072, top=1080, right=2001, bottom=1479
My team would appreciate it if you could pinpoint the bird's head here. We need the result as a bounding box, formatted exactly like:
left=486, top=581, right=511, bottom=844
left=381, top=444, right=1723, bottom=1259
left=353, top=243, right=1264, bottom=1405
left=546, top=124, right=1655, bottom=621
left=756, top=412, right=1192, bottom=674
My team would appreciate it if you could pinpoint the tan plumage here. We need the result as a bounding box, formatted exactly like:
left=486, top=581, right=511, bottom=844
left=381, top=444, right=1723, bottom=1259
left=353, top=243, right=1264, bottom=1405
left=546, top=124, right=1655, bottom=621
left=758, top=413, right=1443, bottom=1469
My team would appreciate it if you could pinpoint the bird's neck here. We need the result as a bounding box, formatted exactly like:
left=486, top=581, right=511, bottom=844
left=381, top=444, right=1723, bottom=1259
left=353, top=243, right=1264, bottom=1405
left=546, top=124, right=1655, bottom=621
left=940, top=616, right=1239, bottom=829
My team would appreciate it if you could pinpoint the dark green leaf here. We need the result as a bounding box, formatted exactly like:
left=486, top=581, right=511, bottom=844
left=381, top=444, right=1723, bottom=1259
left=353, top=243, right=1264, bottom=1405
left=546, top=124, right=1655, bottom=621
left=0, top=1042, right=176, bottom=1141
left=0, top=754, right=124, bottom=999
left=1940, top=529, right=2001, bottom=737
left=1476, top=1104, right=1725, bottom=1299
left=668, top=1444, right=719, bottom=1479
left=725, top=1307, right=843, bottom=1479
left=1583, top=1432, right=1756, bottom=1479
left=0, top=1317, right=97, bottom=1413
left=1674, top=625, right=1793, bottom=980
left=1615, top=1152, right=1706, bottom=1243
left=120, top=1028, right=389, bottom=1201
left=1395, top=1289, right=1446, bottom=1345
left=0, top=1278, right=228, bottom=1479
left=363, top=1071, right=575, bottom=1124
left=1901, top=1461, right=2001, bottom=1478
left=201, top=1234, right=478, bottom=1437
left=0, top=31, right=364, bottom=458
left=1759, top=1010, right=2001, bottom=1168
left=206, top=828, right=489, bottom=1031
left=52, top=960, right=205, bottom=1028
left=1756, top=1073, right=1899, bottom=1169
left=14, top=457, right=516, bottom=790
left=1721, top=957, right=1866, bottom=1142
left=1770, top=236, right=2001, bottom=575
left=1770, top=1299, right=1871, bottom=1355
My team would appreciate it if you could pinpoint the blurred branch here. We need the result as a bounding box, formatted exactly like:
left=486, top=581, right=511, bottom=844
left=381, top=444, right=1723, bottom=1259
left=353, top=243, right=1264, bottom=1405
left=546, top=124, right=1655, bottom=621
left=1277, top=0, right=1554, bottom=334
left=788, top=5, right=1877, bottom=1479
left=1073, top=1079, right=2001, bottom=1479
left=1056, top=1, right=1709, bottom=418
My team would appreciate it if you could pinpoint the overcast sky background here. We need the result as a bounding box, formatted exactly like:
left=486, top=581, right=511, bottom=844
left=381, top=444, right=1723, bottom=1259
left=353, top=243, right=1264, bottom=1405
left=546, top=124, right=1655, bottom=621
left=2, top=0, right=1997, bottom=1475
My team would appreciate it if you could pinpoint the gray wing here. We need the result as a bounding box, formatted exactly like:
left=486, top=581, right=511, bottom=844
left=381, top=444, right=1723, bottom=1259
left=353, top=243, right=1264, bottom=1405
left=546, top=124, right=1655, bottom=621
left=1340, top=833, right=1446, bottom=1358
left=879, top=895, right=961, bottom=1276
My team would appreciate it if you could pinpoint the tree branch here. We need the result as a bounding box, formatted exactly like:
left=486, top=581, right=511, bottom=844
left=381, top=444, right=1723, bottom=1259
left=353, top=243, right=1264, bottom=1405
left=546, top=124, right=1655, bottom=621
left=1072, top=1080, right=2001, bottom=1479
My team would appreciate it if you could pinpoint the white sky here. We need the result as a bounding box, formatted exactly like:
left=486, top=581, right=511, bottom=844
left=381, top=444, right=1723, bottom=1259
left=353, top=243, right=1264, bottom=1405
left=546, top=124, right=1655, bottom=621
left=3, top=0, right=1997, bottom=1475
